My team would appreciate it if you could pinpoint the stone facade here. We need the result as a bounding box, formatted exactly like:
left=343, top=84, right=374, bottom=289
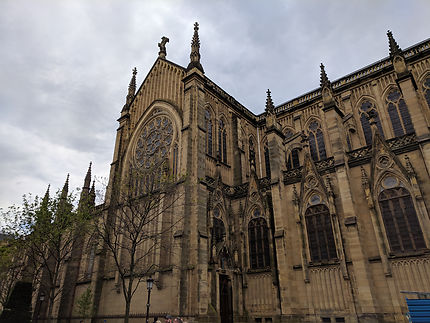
left=35, top=26, right=430, bottom=323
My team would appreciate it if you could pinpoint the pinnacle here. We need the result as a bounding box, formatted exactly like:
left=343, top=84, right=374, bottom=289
left=187, top=22, right=204, bottom=73
left=387, top=30, right=402, bottom=57
left=84, top=162, right=92, bottom=189
left=61, top=174, right=69, bottom=199
left=265, top=89, right=275, bottom=113
left=320, top=63, right=330, bottom=88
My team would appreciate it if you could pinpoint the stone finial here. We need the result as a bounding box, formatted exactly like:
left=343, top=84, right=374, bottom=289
left=404, top=155, right=416, bottom=177
left=158, top=36, right=169, bottom=59
left=292, top=185, right=299, bottom=206
left=387, top=30, right=402, bottom=57
left=265, top=89, right=275, bottom=114
left=84, top=162, right=92, bottom=189
left=123, top=68, right=137, bottom=112
left=187, top=22, right=204, bottom=72
left=320, top=63, right=331, bottom=88
left=360, top=166, right=369, bottom=188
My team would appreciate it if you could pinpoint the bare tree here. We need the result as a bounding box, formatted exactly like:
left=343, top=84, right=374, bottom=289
left=94, top=162, right=184, bottom=323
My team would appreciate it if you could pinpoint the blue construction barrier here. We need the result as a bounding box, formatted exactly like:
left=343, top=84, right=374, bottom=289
left=406, top=299, right=430, bottom=323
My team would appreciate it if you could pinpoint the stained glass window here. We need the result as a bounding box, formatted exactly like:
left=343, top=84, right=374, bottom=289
left=248, top=218, right=271, bottom=269
left=286, top=148, right=300, bottom=170
left=386, top=89, right=414, bottom=137
left=308, top=121, right=327, bottom=161
left=378, top=186, right=426, bottom=253
left=305, top=204, right=337, bottom=263
left=218, top=119, right=227, bottom=163
left=205, top=110, right=213, bottom=156
left=264, top=144, right=271, bottom=179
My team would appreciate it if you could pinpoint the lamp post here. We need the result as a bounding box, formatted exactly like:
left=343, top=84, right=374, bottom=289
left=145, top=277, right=154, bottom=323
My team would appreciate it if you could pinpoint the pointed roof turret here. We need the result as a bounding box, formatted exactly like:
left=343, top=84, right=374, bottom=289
left=84, top=162, right=92, bottom=190
left=320, top=63, right=331, bottom=88
left=89, top=180, right=96, bottom=206
left=265, top=89, right=275, bottom=114
left=186, top=22, right=204, bottom=73
left=387, top=30, right=402, bottom=57
left=122, top=68, right=137, bottom=113
left=41, top=184, right=50, bottom=208
left=60, top=174, right=69, bottom=200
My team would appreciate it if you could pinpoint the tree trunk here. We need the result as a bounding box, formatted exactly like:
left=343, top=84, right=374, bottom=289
left=124, top=299, right=131, bottom=323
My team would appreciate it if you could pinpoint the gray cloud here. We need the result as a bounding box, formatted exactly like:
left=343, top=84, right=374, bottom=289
left=1, top=0, right=429, bottom=209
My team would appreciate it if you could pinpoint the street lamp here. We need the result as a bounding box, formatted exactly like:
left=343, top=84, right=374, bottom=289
left=145, top=277, right=154, bottom=323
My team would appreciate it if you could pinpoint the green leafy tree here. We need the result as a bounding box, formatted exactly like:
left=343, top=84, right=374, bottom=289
left=75, top=287, right=93, bottom=322
left=1, top=181, right=92, bottom=323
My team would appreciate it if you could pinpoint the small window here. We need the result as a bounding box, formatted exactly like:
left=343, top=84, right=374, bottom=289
left=264, top=144, right=271, bottom=178
left=255, top=319, right=262, bottom=323
left=321, top=318, right=331, bottom=323
left=335, top=318, right=345, bottom=323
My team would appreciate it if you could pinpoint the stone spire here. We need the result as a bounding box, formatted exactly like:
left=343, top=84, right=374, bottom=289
left=265, top=89, right=275, bottom=114
left=126, top=67, right=137, bottom=105
left=186, top=22, right=204, bottom=72
left=387, top=30, right=402, bottom=57
left=158, top=36, right=169, bottom=59
left=60, top=174, right=69, bottom=200
left=89, top=180, right=96, bottom=206
left=320, top=63, right=331, bottom=88
left=84, top=162, right=92, bottom=190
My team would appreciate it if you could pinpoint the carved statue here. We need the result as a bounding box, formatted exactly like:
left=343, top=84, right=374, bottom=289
left=158, top=36, right=169, bottom=59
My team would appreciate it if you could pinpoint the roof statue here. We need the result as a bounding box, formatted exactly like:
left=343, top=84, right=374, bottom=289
left=320, top=63, right=331, bottom=89
left=158, top=36, right=169, bottom=59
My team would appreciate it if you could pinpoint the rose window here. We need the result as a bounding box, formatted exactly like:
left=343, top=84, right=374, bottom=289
left=135, top=116, right=173, bottom=168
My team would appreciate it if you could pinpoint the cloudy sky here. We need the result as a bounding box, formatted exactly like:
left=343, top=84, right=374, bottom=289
left=1, top=0, right=429, bottom=209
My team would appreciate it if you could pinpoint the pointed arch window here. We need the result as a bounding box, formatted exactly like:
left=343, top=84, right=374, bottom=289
left=386, top=89, right=414, bottom=137
left=286, top=148, right=300, bottom=170
left=248, top=217, right=271, bottom=269
left=264, top=143, right=271, bottom=178
left=213, top=216, right=225, bottom=244
left=359, top=101, right=385, bottom=146
left=218, top=119, right=227, bottom=163
left=205, top=110, right=213, bottom=156
left=305, top=204, right=337, bottom=263
left=423, top=76, right=430, bottom=109
left=378, top=180, right=425, bottom=253
left=308, top=121, right=327, bottom=161
left=249, top=137, right=256, bottom=168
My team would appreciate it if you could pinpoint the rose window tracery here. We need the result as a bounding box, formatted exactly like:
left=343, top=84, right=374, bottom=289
left=135, top=116, right=174, bottom=168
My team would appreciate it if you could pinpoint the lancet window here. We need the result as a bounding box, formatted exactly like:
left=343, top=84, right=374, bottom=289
left=248, top=211, right=271, bottom=269
left=249, top=137, right=256, bottom=168
left=305, top=203, right=337, bottom=263
left=423, top=76, right=430, bottom=109
left=386, top=89, right=414, bottom=137
left=264, top=144, right=271, bottom=178
left=286, top=148, right=300, bottom=170
left=218, top=119, right=227, bottom=163
left=205, top=109, right=213, bottom=156
left=378, top=177, right=426, bottom=253
left=308, top=120, right=327, bottom=161
left=359, top=100, right=384, bottom=146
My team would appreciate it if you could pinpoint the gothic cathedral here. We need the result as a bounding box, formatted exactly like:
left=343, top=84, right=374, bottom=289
left=35, top=24, right=430, bottom=323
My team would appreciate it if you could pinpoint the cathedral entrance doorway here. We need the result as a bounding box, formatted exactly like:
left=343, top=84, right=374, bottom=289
left=219, top=274, right=233, bottom=323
